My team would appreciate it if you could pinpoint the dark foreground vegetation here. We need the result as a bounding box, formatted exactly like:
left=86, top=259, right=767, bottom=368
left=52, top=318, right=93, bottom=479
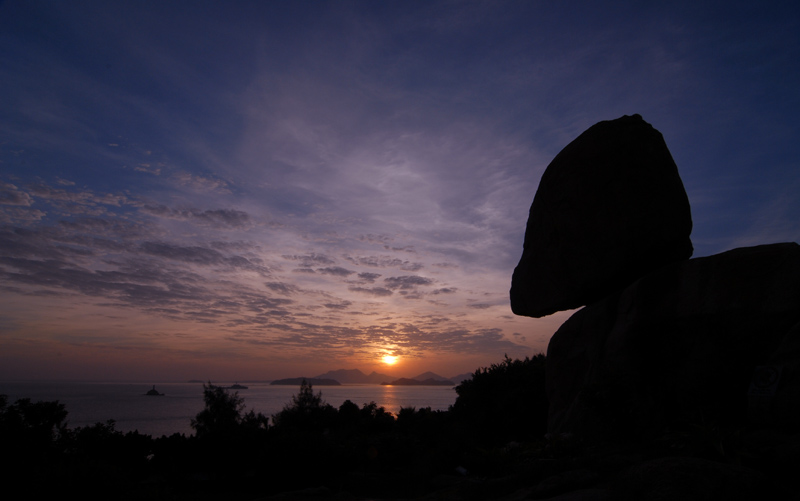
left=1, top=355, right=548, bottom=500
left=5, top=352, right=796, bottom=499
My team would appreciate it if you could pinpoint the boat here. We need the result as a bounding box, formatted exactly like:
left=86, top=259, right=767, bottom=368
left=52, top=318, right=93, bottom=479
left=225, top=382, right=248, bottom=389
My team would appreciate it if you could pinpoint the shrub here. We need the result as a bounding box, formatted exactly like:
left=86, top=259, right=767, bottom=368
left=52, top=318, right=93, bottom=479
left=450, top=354, right=548, bottom=444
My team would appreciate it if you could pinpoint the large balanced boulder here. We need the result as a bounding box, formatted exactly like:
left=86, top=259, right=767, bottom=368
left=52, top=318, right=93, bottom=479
left=546, top=242, right=800, bottom=440
left=511, top=114, right=693, bottom=318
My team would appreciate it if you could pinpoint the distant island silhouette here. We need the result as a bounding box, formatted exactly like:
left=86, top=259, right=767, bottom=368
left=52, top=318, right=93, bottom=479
left=185, top=369, right=473, bottom=386
left=265, top=368, right=471, bottom=385
left=312, top=368, right=396, bottom=384
left=145, top=385, right=164, bottom=396
left=381, top=377, right=454, bottom=386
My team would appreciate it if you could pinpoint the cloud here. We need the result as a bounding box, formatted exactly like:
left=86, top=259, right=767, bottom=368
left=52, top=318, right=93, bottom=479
left=323, top=300, right=352, bottom=310
left=139, top=241, right=269, bottom=274
left=0, top=182, right=34, bottom=206
left=292, top=267, right=316, bottom=273
left=348, top=286, right=393, bottom=297
left=282, top=253, right=336, bottom=266
left=209, top=240, right=261, bottom=252
left=356, top=272, right=381, bottom=283
left=316, top=266, right=355, bottom=277
left=0, top=219, right=148, bottom=262
left=358, top=234, right=393, bottom=245
left=173, top=171, right=231, bottom=194
left=0, top=255, right=203, bottom=307
left=58, top=217, right=151, bottom=238
left=0, top=249, right=300, bottom=328
left=432, top=262, right=459, bottom=269
left=27, top=183, right=130, bottom=208
left=139, top=241, right=228, bottom=265
left=265, top=281, right=299, bottom=295
left=226, top=320, right=526, bottom=359
left=343, top=254, right=424, bottom=271
left=133, top=164, right=161, bottom=175
left=143, top=205, right=253, bottom=229
left=0, top=207, right=46, bottom=223
left=384, top=275, right=434, bottom=290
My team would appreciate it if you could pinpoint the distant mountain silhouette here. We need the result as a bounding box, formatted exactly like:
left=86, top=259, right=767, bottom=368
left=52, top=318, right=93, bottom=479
left=270, top=377, right=341, bottom=386
left=272, top=368, right=475, bottom=385
left=450, top=372, right=474, bottom=384
left=313, top=368, right=396, bottom=384
left=412, top=371, right=449, bottom=381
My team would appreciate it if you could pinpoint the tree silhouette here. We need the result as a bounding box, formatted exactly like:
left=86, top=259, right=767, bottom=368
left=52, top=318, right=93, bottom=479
left=290, top=378, right=324, bottom=411
left=191, top=382, right=267, bottom=437
left=0, top=395, right=68, bottom=454
left=272, top=379, right=336, bottom=432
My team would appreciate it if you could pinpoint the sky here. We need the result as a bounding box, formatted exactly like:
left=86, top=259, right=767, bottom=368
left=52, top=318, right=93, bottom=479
left=1, top=1, right=799, bottom=382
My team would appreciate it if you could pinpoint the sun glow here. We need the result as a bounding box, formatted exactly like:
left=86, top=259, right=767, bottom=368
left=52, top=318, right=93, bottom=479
left=382, top=355, right=398, bottom=365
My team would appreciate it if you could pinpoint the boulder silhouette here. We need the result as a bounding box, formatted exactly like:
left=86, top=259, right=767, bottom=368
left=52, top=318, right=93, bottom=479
left=509, top=114, right=800, bottom=497
left=511, top=114, right=693, bottom=318
left=546, top=242, right=800, bottom=440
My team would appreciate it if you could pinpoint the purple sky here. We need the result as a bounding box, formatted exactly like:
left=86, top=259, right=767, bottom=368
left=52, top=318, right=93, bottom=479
left=1, top=1, right=799, bottom=381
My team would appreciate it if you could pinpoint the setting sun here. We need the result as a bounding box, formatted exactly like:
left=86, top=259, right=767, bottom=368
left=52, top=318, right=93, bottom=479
left=382, top=355, right=398, bottom=365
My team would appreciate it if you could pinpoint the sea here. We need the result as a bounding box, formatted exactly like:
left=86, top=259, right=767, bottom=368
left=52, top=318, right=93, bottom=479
left=0, top=381, right=458, bottom=438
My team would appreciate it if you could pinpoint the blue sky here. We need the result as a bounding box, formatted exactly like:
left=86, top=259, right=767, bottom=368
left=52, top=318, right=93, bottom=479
left=1, top=1, right=798, bottom=381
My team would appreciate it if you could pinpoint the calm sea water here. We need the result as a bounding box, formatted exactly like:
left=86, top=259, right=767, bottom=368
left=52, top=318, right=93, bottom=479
left=0, top=381, right=458, bottom=437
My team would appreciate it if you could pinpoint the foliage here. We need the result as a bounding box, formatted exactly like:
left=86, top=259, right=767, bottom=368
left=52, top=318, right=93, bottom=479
left=191, top=382, right=268, bottom=438
left=0, top=394, right=69, bottom=456
left=338, top=398, right=361, bottom=428
left=0, top=355, right=558, bottom=499
left=290, top=378, right=325, bottom=410
left=271, top=379, right=337, bottom=432
left=359, top=401, right=395, bottom=432
left=335, top=399, right=395, bottom=432
left=0, top=394, right=152, bottom=499
left=8, top=354, right=800, bottom=499
left=451, top=353, right=548, bottom=444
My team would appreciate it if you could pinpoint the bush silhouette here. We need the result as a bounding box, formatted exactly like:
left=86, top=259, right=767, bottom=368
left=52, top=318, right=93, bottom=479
left=450, top=354, right=548, bottom=444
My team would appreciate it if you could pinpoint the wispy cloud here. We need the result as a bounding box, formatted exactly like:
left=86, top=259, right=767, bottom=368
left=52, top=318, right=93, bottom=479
left=142, top=204, right=256, bottom=230
left=0, top=182, right=34, bottom=206
left=348, top=286, right=394, bottom=297
left=344, top=254, right=424, bottom=271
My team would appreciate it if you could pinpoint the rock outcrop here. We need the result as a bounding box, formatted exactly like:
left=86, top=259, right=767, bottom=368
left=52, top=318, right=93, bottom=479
left=511, top=114, right=693, bottom=318
left=546, top=242, right=800, bottom=440
left=510, top=115, right=800, bottom=497
left=511, top=114, right=800, bottom=443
